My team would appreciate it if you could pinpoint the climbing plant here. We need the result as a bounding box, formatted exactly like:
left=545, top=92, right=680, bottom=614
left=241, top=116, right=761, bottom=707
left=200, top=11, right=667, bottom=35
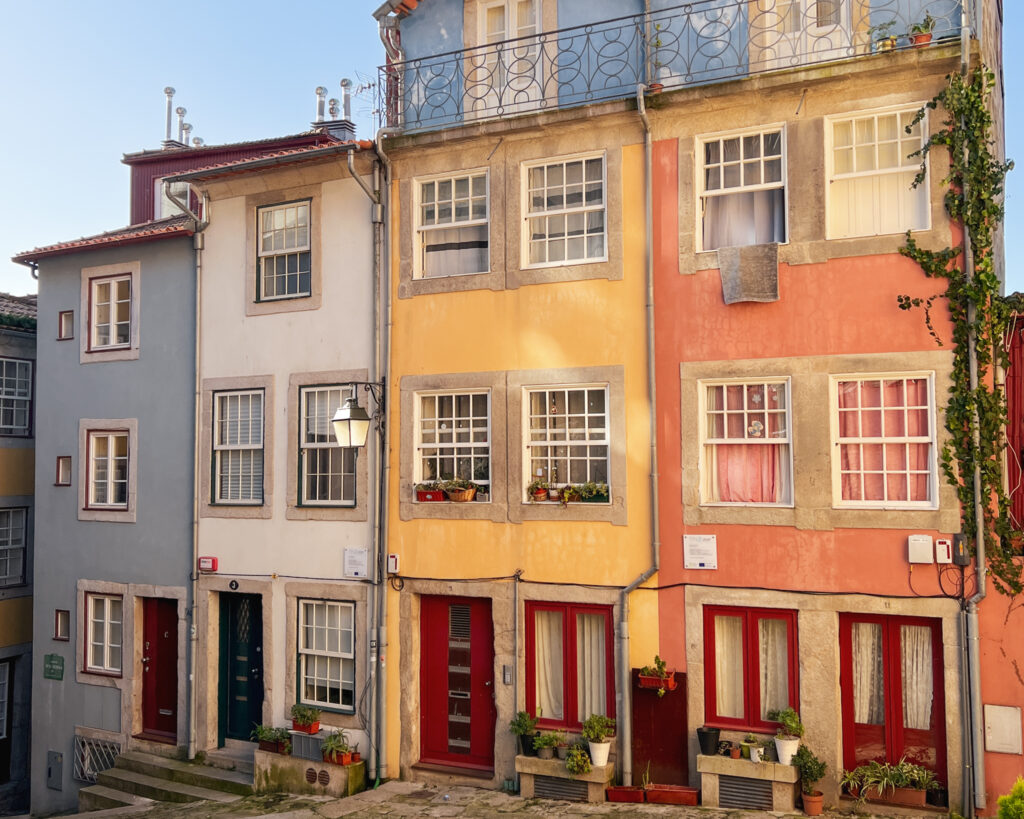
left=897, top=67, right=1019, bottom=596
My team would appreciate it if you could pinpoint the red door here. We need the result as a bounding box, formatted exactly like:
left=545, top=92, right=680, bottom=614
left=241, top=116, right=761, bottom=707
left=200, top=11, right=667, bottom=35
left=142, top=598, right=178, bottom=741
left=420, top=596, right=496, bottom=771
left=839, top=614, right=946, bottom=784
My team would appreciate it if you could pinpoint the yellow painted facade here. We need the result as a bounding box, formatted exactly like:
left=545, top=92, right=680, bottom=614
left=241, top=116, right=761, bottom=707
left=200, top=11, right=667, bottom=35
left=0, top=448, right=34, bottom=496
left=0, top=597, right=32, bottom=647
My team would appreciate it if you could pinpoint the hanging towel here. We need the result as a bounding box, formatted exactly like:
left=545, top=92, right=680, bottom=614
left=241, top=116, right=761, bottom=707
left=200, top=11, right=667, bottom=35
left=718, top=243, right=779, bottom=304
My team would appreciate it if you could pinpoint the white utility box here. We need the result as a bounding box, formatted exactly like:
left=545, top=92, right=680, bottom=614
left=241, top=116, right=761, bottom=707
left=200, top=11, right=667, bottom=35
left=908, top=534, right=934, bottom=563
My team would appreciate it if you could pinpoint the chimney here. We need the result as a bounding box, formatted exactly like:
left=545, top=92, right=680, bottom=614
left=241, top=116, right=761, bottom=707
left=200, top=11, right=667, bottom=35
left=315, top=87, right=327, bottom=123
left=162, top=87, right=178, bottom=148
left=176, top=107, right=187, bottom=143
left=311, top=79, right=356, bottom=141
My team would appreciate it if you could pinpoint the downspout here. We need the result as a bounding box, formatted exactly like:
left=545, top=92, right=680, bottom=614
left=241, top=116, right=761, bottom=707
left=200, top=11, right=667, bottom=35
left=618, top=83, right=661, bottom=786
left=165, top=180, right=208, bottom=761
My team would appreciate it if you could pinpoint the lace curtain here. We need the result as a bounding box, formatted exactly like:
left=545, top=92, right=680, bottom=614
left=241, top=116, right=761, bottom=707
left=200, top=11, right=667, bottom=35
left=577, top=613, right=607, bottom=719
left=534, top=610, right=564, bottom=721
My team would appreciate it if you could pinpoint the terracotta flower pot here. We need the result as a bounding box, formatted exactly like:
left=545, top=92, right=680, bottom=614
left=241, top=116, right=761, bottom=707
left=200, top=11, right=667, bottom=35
left=729, top=746, right=741, bottom=759
left=292, top=720, right=319, bottom=735
left=802, top=791, right=824, bottom=815
left=416, top=489, right=445, bottom=502
left=606, top=785, right=645, bottom=803
left=645, top=785, right=699, bottom=805
left=911, top=32, right=933, bottom=48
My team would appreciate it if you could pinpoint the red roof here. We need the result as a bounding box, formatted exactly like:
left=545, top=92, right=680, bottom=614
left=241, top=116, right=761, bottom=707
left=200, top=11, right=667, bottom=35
left=169, top=140, right=375, bottom=183
left=0, top=292, right=37, bottom=320
left=122, top=132, right=339, bottom=164
left=13, top=215, right=195, bottom=265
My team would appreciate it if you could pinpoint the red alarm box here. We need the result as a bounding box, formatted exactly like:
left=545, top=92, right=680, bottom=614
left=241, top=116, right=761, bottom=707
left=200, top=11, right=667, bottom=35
left=198, top=556, right=218, bottom=572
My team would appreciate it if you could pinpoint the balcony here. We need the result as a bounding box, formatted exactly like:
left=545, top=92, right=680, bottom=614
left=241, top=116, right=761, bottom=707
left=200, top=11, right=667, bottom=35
left=377, top=0, right=970, bottom=134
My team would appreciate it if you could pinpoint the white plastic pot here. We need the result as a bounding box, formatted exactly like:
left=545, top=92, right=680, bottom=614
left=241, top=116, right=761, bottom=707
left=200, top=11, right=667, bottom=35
left=774, top=736, right=800, bottom=765
left=589, top=740, right=611, bottom=767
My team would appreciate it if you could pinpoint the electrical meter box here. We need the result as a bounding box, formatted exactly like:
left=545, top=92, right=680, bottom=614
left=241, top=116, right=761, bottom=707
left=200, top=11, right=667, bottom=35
left=908, top=534, right=934, bottom=563
left=935, top=538, right=953, bottom=564
left=953, top=534, right=972, bottom=566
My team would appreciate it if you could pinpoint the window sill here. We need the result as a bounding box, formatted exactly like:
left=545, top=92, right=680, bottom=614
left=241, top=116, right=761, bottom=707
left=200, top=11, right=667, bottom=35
left=400, top=495, right=506, bottom=523
left=256, top=293, right=312, bottom=303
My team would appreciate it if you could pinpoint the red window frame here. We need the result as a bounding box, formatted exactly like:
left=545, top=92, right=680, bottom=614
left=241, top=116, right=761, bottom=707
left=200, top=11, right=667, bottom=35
left=525, top=601, right=615, bottom=731
left=703, top=605, right=799, bottom=732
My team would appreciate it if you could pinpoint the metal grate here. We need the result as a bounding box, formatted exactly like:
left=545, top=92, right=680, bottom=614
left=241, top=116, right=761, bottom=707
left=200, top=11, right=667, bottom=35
left=449, top=605, right=471, bottom=639
left=73, top=735, right=121, bottom=783
left=719, top=774, right=773, bottom=810
left=291, top=731, right=324, bottom=761
left=533, top=775, right=588, bottom=802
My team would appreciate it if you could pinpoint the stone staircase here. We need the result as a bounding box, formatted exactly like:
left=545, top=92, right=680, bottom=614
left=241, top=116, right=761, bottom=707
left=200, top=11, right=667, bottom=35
left=77, top=749, right=253, bottom=814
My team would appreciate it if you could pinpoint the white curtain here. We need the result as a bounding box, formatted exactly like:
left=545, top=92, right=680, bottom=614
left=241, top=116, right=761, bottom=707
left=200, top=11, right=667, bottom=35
left=703, top=189, right=785, bottom=250
left=852, top=622, right=885, bottom=724
left=901, top=625, right=933, bottom=730
left=423, top=226, right=488, bottom=277
left=715, top=615, right=745, bottom=718
left=759, top=618, right=789, bottom=719
left=576, top=613, right=607, bottom=720
left=534, top=611, right=564, bottom=721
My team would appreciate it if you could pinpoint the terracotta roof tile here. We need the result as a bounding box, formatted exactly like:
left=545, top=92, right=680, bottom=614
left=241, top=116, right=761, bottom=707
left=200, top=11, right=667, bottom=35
left=13, top=215, right=194, bottom=264
left=169, top=140, right=375, bottom=182
left=123, top=132, right=339, bottom=163
left=0, top=292, right=37, bottom=321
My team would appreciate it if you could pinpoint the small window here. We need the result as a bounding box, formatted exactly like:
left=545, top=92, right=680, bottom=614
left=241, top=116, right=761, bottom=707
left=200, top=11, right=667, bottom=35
left=58, top=310, right=74, bottom=340
left=56, top=456, right=72, bottom=486
left=298, top=599, right=355, bottom=710
left=700, top=379, right=792, bottom=505
left=417, top=171, right=489, bottom=278
left=86, top=593, right=123, bottom=674
left=700, top=128, right=786, bottom=251
left=525, top=601, right=614, bottom=731
left=55, top=609, right=71, bottom=641
left=300, top=385, right=356, bottom=506
left=214, top=390, right=264, bottom=504
left=257, top=201, right=311, bottom=300
left=0, top=357, right=32, bottom=436
left=0, top=508, right=26, bottom=587
left=416, top=392, right=491, bottom=494
left=704, top=605, right=798, bottom=731
left=524, top=155, right=606, bottom=267
left=525, top=386, right=608, bottom=498
left=89, top=274, right=132, bottom=350
left=87, top=431, right=129, bottom=509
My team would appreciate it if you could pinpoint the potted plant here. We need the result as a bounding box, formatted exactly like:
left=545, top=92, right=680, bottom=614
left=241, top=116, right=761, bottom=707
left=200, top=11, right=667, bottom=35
left=560, top=485, right=582, bottom=505
left=740, top=732, right=758, bottom=759
left=290, top=703, right=321, bottom=735
left=762, top=738, right=778, bottom=762
left=564, top=745, right=592, bottom=777
left=579, top=481, right=610, bottom=503
left=793, top=745, right=827, bottom=816
left=696, top=725, right=720, bottom=756
left=729, top=743, right=742, bottom=759
left=415, top=481, right=446, bottom=502
left=552, top=730, right=569, bottom=759
left=768, top=707, right=804, bottom=765
left=509, top=710, right=539, bottom=757
left=581, top=713, right=615, bottom=767
left=646, top=783, right=699, bottom=805
left=526, top=478, right=549, bottom=502
left=533, top=730, right=561, bottom=760
left=638, top=655, right=677, bottom=696
left=351, top=743, right=361, bottom=763
left=608, top=760, right=649, bottom=802
left=841, top=757, right=939, bottom=807
left=869, top=20, right=898, bottom=51
left=909, top=13, right=935, bottom=47
left=251, top=725, right=291, bottom=754
left=443, top=477, right=476, bottom=502
left=321, top=729, right=350, bottom=765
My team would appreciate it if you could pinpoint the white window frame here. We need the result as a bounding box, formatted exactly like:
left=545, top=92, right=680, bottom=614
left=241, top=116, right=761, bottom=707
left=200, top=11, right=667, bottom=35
left=522, top=152, right=607, bottom=269
left=214, top=390, right=264, bottom=505
left=698, top=377, right=794, bottom=507
left=0, top=357, right=32, bottom=436
left=0, top=508, right=26, bottom=587
left=696, top=124, right=788, bottom=252
left=58, top=310, right=75, bottom=340
left=414, top=391, right=492, bottom=493
left=830, top=372, right=937, bottom=509
left=300, top=384, right=357, bottom=507
left=87, top=430, right=129, bottom=509
left=414, top=169, right=490, bottom=279
left=89, top=274, right=133, bottom=351
left=825, top=104, right=929, bottom=239
left=86, top=593, right=123, bottom=674
left=523, top=384, right=609, bottom=493
left=298, top=599, right=356, bottom=712
left=257, top=200, right=312, bottom=301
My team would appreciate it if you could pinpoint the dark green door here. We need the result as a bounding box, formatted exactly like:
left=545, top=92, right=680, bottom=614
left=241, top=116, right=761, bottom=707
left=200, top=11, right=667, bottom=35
left=219, top=594, right=263, bottom=743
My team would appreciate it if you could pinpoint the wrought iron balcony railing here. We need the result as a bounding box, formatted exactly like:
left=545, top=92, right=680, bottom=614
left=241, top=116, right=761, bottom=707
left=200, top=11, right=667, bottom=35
left=378, top=0, right=970, bottom=134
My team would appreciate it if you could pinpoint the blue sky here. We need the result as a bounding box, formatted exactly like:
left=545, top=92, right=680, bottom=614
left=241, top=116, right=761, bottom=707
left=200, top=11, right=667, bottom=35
left=0, top=2, right=1020, bottom=295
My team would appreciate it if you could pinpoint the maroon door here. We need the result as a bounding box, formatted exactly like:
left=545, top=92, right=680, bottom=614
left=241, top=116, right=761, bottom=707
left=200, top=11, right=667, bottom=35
left=142, top=598, right=178, bottom=741
left=420, top=596, right=496, bottom=771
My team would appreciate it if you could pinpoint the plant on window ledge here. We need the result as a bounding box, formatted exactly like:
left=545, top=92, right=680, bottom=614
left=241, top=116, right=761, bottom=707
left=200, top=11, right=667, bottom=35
left=767, top=707, right=803, bottom=764
left=909, top=12, right=935, bottom=47
left=442, top=477, right=477, bottom=502
left=896, top=67, right=1020, bottom=596
left=840, top=758, right=939, bottom=807
left=638, top=654, right=677, bottom=696
left=564, top=745, right=592, bottom=777
left=533, top=730, right=561, bottom=760
left=527, top=478, right=549, bottom=502
left=290, top=703, right=321, bottom=734
left=415, top=481, right=446, bottom=502
left=579, top=481, right=610, bottom=503
left=251, top=725, right=291, bottom=754
left=868, top=20, right=898, bottom=51
left=321, top=729, right=351, bottom=765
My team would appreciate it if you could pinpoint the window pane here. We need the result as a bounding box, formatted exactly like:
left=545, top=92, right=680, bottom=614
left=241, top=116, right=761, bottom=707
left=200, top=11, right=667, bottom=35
left=714, top=615, right=745, bottom=718
left=534, top=610, right=564, bottom=721
left=851, top=622, right=885, bottom=724
left=576, top=612, right=607, bottom=720
left=759, top=618, right=790, bottom=719
left=901, top=625, right=933, bottom=730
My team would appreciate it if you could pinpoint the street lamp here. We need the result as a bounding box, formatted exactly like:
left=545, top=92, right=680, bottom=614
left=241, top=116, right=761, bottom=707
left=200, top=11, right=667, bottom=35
left=331, top=396, right=372, bottom=448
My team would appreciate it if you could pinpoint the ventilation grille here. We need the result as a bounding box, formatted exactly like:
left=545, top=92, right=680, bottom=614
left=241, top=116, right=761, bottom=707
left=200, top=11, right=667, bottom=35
left=719, top=774, right=773, bottom=810
left=533, top=775, right=588, bottom=802
left=449, top=605, right=471, bottom=639
left=73, top=735, right=121, bottom=783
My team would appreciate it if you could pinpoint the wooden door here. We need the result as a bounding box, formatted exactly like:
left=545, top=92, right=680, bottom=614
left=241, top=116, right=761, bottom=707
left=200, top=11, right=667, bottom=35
left=219, top=593, right=264, bottom=743
left=141, top=598, right=178, bottom=740
left=420, top=596, right=496, bottom=771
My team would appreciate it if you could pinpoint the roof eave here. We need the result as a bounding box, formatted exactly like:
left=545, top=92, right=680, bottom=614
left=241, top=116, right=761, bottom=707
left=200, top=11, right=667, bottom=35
left=13, top=225, right=195, bottom=266
left=169, top=142, right=370, bottom=184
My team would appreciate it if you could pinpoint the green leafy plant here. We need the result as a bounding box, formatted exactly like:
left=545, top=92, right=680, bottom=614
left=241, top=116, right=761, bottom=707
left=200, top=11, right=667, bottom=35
left=442, top=477, right=475, bottom=491
left=414, top=481, right=444, bottom=491
left=897, top=68, right=1019, bottom=596
left=290, top=703, right=321, bottom=726
left=998, top=777, right=1024, bottom=819
left=767, top=707, right=804, bottom=739
left=792, top=745, right=827, bottom=795
left=639, top=654, right=673, bottom=696
left=910, top=13, right=936, bottom=34
left=533, top=730, right=562, bottom=750
left=744, top=733, right=758, bottom=744
left=321, top=729, right=349, bottom=756
left=841, top=758, right=940, bottom=800
left=565, top=745, right=592, bottom=776
left=250, top=725, right=290, bottom=744
left=509, top=711, right=539, bottom=736
left=578, top=481, right=610, bottom=500
left=526, top=478, right=549, bottom=496
left=868, top=20, right=898, bottom=39
left=581, top=713, right=616, bottom=743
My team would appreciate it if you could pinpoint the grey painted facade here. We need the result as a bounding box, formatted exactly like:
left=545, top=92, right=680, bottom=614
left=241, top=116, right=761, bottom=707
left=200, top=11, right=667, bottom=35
left=30, top=237, right=195, bottom=816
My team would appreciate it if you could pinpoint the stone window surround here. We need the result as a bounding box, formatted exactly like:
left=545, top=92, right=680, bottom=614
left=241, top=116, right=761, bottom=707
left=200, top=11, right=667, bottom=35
left=397, top=142, right=623, bottom=299
left=200, top=374, right=275, bottom=519
left=398, top=365, right=626, bottom=525
left=245, top=185, right=323, bottom=316
left=78, top=418, right=138, bottom=523
left=681, top=350, right=958, bottom=532
left=80, top=261, right=141, bottom=363
left=284, top=579, right=369, bottom=726
left=0, top=355, right=33, bottom=438
left=287, top=368, right=370, bottom=522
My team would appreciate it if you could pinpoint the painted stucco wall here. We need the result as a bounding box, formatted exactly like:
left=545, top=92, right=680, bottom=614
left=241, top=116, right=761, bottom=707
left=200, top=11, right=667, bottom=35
left=30, top=238, right=195, bottom=815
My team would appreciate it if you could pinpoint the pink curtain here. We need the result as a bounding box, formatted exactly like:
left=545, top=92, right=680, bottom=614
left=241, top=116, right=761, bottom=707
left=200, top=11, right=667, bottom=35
left=713, top=444, right=781, bottom=503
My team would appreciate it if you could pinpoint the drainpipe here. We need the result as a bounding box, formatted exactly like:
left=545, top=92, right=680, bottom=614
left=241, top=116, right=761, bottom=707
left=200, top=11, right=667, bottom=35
left=618, top=83, right=661, bottom=787
left=165, top=180, right=208, bottom=761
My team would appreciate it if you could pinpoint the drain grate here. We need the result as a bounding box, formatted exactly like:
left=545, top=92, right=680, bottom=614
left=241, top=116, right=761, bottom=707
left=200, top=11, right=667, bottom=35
left=533, top=775, right=588, bottom=802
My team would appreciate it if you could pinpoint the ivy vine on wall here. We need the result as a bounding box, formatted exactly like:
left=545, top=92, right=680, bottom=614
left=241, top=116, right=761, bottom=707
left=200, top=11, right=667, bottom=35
left=897, top=67, right=1019, bottom=596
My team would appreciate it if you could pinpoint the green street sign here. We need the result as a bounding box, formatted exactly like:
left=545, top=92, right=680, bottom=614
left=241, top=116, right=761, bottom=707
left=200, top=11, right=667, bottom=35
left=43, top=654, right=64, bottom=681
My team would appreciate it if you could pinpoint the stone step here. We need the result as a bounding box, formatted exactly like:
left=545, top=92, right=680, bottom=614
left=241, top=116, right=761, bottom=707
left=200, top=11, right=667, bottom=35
left=96, top=767, right=242, bottom=804
left=204, top=744, right=255, bottom=776
left=77, top=784, right=155, bottom=813
left=116, top=750, right=253, bottom=796
left=70, top=805, right=153, bottom=818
